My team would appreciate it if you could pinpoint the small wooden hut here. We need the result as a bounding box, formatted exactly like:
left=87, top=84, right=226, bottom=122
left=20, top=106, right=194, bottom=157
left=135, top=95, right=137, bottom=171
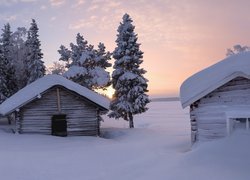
left=0, top=75, right=109, bottom=136
left=180, top=52, right=250, bottom=143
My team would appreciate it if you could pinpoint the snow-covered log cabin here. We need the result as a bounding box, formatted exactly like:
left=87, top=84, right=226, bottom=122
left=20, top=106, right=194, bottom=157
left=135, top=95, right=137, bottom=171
left=180, top=52, right=250, bottom=143
left=0, top=75, right=109, bottom=136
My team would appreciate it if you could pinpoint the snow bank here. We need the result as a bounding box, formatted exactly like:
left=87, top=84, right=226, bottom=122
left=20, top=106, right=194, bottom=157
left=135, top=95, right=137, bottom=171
left=0, top=75, right=109, bottom=115
left=180, top=52, right=250, bottom=108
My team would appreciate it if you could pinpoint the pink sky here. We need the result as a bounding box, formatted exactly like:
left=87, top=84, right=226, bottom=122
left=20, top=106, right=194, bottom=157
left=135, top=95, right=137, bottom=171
left=1, top=0, right=250, bottom=97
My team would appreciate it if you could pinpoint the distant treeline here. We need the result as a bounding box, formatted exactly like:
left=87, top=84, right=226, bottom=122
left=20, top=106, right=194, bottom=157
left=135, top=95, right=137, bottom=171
left=150, top=97, right=179, bottom=102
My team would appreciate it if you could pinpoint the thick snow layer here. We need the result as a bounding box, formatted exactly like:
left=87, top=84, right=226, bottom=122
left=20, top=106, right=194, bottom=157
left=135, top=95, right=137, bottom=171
left=90, top=67, right=110, bottom=86
left=63, top=65, right=87, bottom=78
left=0, top=75, right=109, bottom=115
left=180, top=52, right=250, bottom=108
left=0, top=101, right=250, bottom=180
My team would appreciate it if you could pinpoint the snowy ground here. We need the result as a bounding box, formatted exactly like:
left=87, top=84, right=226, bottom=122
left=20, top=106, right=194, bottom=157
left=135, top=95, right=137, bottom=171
left=0, top=101, right=250, bottom=180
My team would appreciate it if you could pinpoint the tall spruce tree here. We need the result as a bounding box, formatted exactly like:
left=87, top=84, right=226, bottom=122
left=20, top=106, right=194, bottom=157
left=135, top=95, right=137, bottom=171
left=109, top=13, right=149, bottom=128
left=0, top=23, right=17, bottom=102
left=58, top=33, right=111, bottom=90
left=0, top=48, right=9, bottom=103
left=25, top=19, right=45, bottom=85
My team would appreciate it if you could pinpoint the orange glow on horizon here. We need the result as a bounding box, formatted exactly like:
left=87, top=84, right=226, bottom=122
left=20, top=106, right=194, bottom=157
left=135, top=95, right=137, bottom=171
left=37, top=1, right=250, bottom=98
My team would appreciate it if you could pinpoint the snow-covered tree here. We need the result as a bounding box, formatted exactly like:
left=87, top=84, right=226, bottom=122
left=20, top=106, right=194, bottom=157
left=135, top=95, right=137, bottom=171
left=24, top=19, right=45, bottom=85
left=0, top=48, right=9, bottom=103
left=0, top=23, right=17, bottom=102
left=95, top=43, right=112, bottom=68
left=109, top=13, right=149, bottom=128
left=47, top=61, right=66, bottom=75
left=11, top=27, right=28, bottom=89
left=89, top=43, right=112, bottom=90
left=59, top=33, right=90, bottom=88
left=58, top=45, right=71, bottom=68
left=58, top=33, right=111, bottom=90
left=226, top=44, right=250, bottom=56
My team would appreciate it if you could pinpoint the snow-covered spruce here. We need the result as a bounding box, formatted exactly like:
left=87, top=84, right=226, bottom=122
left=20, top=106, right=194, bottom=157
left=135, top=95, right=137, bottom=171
left=24, top=19, right=45, bottom=85
left=0, top=23, right=17, bottom=103
left=109, top=13, right=149, bottom=128
left=58, top=33, right=111, bottom=90
left=0, top=51, right=9, bottom=103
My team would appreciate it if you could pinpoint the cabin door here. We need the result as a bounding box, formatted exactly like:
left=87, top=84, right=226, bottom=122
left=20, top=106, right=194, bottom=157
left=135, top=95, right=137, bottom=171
left=51, top=114, right=67, bottom=137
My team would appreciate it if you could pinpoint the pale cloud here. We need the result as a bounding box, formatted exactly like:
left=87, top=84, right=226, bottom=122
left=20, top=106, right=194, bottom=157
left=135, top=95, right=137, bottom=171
left=102, top=1, right=121, bottom=12
left=50, top=0, right=65, bottom=7
left=69, top=19, right=94, bottom=30
left=0, top=0, right=36, bottom=6
left=40, top=5, right=47, bottom=10
left=20, top=0, right=36, bottom=2
left=77, top=0, right=85, bottom=5
left=87, top=0, right=121, bottom=12
left=68, top=0, right=177, bottom=44
left=0, top=0, right=18, bottom=6
left=5, top=15, right=17, bottom=21
left=71, top=0, right=85, bottom=8
left=69, top=0, right=124, bottom=30
left=87, top=4, right=99, bottom=12
left=50, top=16, right=56, bottom=21
left=68, top=13, right=119, bottom=31
left=0, top=14, right=17, bottom=21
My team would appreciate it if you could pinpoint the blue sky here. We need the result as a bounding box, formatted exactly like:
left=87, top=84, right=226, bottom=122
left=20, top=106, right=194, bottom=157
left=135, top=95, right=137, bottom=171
left=1, top=0, right=250, bottom=97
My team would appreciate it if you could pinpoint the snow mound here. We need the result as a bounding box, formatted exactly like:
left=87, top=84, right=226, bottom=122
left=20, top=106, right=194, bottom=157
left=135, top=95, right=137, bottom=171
left=180, top=52, right=250, bottom=108
left=0, top=75, right=110, bottom=115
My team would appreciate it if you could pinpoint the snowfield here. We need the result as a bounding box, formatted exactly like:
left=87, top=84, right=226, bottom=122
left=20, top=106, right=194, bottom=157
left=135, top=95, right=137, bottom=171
left=0, top=101, right=250, bottom=180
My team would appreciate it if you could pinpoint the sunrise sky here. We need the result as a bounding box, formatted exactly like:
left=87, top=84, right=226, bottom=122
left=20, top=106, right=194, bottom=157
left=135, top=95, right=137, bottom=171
left=1, top=0, right=250, bottom=97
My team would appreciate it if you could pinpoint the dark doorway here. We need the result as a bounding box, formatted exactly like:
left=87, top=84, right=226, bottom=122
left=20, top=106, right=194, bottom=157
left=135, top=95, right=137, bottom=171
left=51, top=114, right=67, bottom=137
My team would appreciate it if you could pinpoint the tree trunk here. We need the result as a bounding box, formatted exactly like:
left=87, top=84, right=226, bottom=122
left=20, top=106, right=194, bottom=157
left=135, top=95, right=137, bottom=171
left=128, top=112, right=134, bottom=128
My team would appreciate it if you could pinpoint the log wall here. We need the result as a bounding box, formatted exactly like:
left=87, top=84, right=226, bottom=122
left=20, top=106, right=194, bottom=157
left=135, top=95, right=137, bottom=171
left=18, top=86, right=100, bottom=136
left=191, top=77, right=250, bottom=142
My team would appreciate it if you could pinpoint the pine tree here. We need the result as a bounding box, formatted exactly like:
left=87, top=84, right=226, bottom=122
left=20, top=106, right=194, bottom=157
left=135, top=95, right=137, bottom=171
left=58, top=33, right=111, bottom=90
left=0, top=23, right=17, bottom=102
left=95, top=42, right=112, bottom=68
left=109, top=13, right=149, bottom=128
left=25, top=19, right=45, bottom=85
left=0, top=48, right=9, bottom=103
left=59, top=33, right=90, bottom=88
left=89, top=43, right=111, bottom=90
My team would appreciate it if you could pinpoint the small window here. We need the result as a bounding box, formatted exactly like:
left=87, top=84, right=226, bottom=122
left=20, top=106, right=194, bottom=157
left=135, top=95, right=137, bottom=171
left=51, top=114, right=67, bottom=137
left=234, top=118, right=247, bottom=129
left=233, top=118, right=249, bottom=131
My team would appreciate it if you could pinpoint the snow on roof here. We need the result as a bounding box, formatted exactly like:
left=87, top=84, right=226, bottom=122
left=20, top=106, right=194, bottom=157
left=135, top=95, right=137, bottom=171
left=180, top=52, right=250, bottom=108
left=0, top=75, right=110, bottom=115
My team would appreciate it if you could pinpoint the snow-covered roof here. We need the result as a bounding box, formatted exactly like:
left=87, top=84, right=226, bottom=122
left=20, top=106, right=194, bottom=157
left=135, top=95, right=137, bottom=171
left=0, top=75, right=110, bottom=115
left=180, top=52, right=250, bottom=108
